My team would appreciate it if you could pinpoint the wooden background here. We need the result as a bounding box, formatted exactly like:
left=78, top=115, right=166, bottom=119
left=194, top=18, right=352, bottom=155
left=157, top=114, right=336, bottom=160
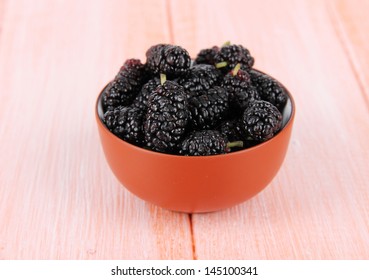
left=0, top=0, right=368, bottom=259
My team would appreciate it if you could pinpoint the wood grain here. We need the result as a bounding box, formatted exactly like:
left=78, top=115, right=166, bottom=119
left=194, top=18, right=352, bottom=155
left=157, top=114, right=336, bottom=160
left=170, top=0, right=369, bottom=259
left=329, top=0, right=369, bottom=105
left=1, top=0, right=369, bottom=260
left=0, top=0, right=192, bottom=259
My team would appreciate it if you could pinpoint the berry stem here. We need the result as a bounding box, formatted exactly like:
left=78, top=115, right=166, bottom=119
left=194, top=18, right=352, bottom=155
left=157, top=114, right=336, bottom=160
left=222, top=41, right=231, bottom=47
left=226, top=141, right=244, bottom=149
left=160, top=73, right=166, bottom=85
left=232, top=63, right=241, bottom=76
left=215, top=61, right=227, bottom=69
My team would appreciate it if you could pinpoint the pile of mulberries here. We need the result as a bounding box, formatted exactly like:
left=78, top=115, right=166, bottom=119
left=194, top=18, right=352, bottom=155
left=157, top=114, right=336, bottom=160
left=101, top=42, right=288, bottom=156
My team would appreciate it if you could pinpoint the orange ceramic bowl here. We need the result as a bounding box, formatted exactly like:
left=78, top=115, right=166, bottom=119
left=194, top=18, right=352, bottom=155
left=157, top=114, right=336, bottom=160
left=96, top=70, right=295, bottom=213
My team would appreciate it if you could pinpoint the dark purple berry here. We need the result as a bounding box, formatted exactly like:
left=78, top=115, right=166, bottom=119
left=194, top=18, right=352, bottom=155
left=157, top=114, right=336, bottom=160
left=222, top=68, right=260, bottom=115
left=219, top=119, right=244, bottom=142
left=146, top=44, right=191, bottom=78
left=177, top=64, right=222, bottom=98
left=179, top=130, right=228, bottom=156
left=132, top=78, right=160, bottom=112
left=189, top=86, right=229, bottom=129
left=102, top=59, right=147, bottom=110
left=103, top=106, right=145, bottom=145
left=250, top=70, right=288, bottom=111
left=144, top=81, right=189, bottom=153
left=215, top=44, right=254, bottom=73
left=194, top=46, right=220, bottom=65
left=241, top=100, right=282, bottom=142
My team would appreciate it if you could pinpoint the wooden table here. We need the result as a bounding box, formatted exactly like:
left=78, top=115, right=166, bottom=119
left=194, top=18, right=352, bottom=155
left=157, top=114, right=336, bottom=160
left=1, top=0, right=368, bottom=259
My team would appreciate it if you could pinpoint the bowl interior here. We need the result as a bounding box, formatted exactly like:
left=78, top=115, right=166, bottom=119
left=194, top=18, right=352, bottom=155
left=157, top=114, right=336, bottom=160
left=282, top=97, right=292, bottom=128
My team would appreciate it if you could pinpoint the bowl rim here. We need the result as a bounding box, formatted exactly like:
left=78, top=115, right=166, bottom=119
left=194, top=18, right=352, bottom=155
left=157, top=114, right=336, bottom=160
left=95, top=69, right=296, bottom=159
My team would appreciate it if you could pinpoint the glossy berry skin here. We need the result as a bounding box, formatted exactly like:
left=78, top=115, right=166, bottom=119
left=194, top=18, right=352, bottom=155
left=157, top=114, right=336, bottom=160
left=179, top=130, right=228, bottom=156
left=222, top=69, right=260, bottom=114
left=215, top=44, right=254, bottom=73
left=115, top=59, right=148, bottom=80
left=132, top=78, right=160, bottom=112
left=102, top=59, right=147, bottom=110
left=189, top=86, right=229, bottom=129
left=242, top=100, right=282, bottom=142
left=250, top=69, right=288, bottom=112
left=219, top=119, right=261, bottom=150
left=218, top=119, right=244, bottom=142
left=103, top=106, right=145, bottom=145
left=144, top=81, right=189, bottom=153
left=177, top=64, right=222, bottom=98
left=194, top=46, right=220, bottom=65
left=145, top=44, right=191, bottom=78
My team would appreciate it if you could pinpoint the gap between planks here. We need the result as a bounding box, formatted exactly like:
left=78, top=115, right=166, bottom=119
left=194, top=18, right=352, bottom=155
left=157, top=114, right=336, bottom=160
left=189, top=214, right=197, bottom=260
left=166, top=0, right=197, bottom=260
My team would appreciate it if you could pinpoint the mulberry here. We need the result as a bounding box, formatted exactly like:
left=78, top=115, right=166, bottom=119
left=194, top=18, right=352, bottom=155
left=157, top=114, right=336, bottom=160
left=221, top=65, right=260, bottom=114
left=146, top=44, right=191, bottom=78
left=132, top=78, right=160, bottom=112
left=177, top=64, right=222, bottom=98
left=250, top=69, right=288, bottom=111
left=194, top=46, right=219, bottom=65
left=241, top=100, right=282, bottom=142
left=103, top=106, right=145, bottom=145
left=179, top=130, right=228, bottom=156
left=215, top=44, right=254, bottom=73
left=218, top=119, right=244, bottom=142
left=102, top=59, right=147, bottom=110
left=144, top=80, right=189, bottom=153
left=188, top=86, right=229, bottom=129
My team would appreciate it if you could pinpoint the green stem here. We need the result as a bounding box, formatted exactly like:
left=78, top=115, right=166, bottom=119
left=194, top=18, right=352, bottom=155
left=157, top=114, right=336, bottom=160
left=232, top=63, right=241, bottom=76
left=160, top=73, right=166, bottom=85
left=215, top=61, right=227, bottom=69
left=226, top=141, right=244, bottom=149
left=222, top=41, right=231, bottom=47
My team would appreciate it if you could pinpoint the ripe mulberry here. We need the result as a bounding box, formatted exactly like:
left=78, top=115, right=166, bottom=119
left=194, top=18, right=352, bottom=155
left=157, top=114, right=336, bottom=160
left=132, top=78, right=160, bottom=112
left=222, top=66, right=260, bottom=114
left=177, top=64, right=222, bottom=98
left=144, top=80, right=189, bottom=153
left=188, top=86, right=229, bottom=129
left=194, top=46, right=219, bottom=65
left=102, top=59, right=147, bottom=110
left=179, top=130, right=228, bottom=156
left=146, top=44, right=191, bottom=78
left=215, top=44, right=254, bottom=73
left=250, top=70, right=288, bottom=111
left=218, top=119, right=244, bottom=142
left=103, top=106, right=145, bottom=145
left=241, top=100, right=282, bottom=142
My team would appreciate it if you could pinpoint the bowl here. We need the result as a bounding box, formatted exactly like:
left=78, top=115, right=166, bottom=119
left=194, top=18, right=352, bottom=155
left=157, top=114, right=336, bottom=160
left=95, top=70, right=295, bottom=213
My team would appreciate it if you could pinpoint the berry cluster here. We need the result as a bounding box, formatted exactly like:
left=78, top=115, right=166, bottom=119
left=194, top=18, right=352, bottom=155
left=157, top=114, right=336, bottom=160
left=101, top=43, right=288, bottom=156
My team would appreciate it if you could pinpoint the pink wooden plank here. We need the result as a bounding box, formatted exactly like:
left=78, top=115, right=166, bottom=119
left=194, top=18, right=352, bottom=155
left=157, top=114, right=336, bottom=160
left=329, top=0, right=369, bottom=103
left=2, top=0, right=369, bottom=260
left=0, top=0, right=193, bottom=259
left=170, top=0, right=369, bottom=259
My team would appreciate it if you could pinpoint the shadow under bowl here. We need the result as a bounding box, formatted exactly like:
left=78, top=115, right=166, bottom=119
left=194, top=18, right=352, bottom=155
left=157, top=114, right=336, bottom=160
left=95, top=70, right=296, bottom=213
